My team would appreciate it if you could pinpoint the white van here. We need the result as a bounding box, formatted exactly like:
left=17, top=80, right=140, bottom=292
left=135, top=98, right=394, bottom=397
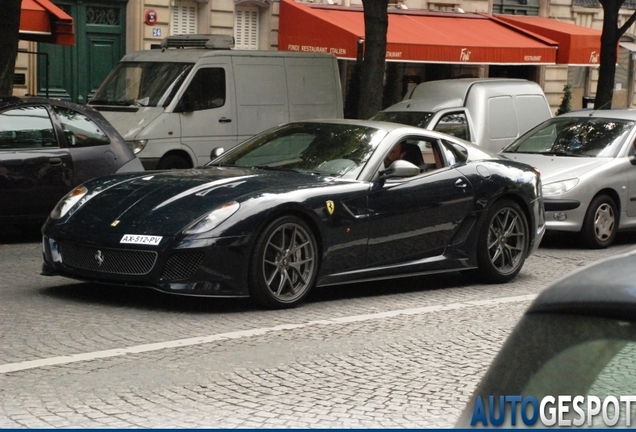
left=88, top=35, right=344, bottom=169
left=372, top=78, right=552, bottom=153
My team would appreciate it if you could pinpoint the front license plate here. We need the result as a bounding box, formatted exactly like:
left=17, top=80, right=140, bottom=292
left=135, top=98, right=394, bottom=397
left=120, top=234, right=163, bottom=245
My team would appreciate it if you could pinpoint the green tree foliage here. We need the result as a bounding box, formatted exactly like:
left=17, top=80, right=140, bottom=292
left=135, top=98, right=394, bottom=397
left=556, top=84, right=572, bottom=116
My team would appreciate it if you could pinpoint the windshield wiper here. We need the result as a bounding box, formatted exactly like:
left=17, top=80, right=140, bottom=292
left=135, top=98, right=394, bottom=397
left=252, top=165, right=301, bottom=173
left=538, top=151, right=582, bottom=157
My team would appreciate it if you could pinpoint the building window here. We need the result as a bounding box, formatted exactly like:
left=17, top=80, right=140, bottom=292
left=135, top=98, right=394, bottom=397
left=235, top=7, right=259, bottom=50
left=171, top=1, right=198, bottom=35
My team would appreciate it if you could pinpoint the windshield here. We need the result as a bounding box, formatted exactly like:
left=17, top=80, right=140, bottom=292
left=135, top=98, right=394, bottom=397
left=503, top=117, right=634, bottom=157
left=208, top=122, right=387, bottom=179
left=370, top=111, right=434, bottom=129
left=90, top=62, right=194, bottom=108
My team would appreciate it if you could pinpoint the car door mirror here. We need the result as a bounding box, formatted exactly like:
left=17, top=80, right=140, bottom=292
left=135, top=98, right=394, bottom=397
left=64, top=130, right=76, bottom=146
left=381, top=160, right=420, bottom=179
left=210, top=147, right=225, bottom=160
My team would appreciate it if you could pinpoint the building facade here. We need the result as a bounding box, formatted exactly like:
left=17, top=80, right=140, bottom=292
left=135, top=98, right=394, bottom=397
left=13, top=0, right=636, bottom=113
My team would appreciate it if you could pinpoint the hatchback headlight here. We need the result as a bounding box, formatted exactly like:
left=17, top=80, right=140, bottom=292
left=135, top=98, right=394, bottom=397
left=50, top=186, right=88, bottom=219
left=184, top=202, right=240, bottom=235
left=127, top=139, right=148, bottom=154
left=542, top=178, right=580, bottom=197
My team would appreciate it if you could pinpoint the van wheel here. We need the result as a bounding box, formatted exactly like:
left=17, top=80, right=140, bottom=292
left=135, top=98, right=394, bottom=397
left=581, top=194, right=617, bottom=249
left=476, top=199, right=528, bottom=283
left=157, top=155, right=191, bottom=170
left=249, top=216, right=318, bottom=309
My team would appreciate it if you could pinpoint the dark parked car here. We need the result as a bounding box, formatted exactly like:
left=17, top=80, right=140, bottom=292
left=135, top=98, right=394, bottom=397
left=0, top=96, right=143, bottom=226
left=42, top=120, right=545, bottom=309
left=456, top=248, right=636, bottom=428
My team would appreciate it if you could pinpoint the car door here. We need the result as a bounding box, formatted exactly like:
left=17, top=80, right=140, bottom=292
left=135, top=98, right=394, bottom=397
left=365, top=140, right=475, bottom=272
left=0, top=105, right=74, bottom=221
left=178, top=64, right=238, bottom=166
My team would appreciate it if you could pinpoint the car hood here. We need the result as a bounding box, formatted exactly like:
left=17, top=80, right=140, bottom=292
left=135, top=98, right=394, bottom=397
left=65, top=167, right=341, bottom=235
left=96, top=107, right=163, bottom=141
left=501, top=153, right=610, bottom=183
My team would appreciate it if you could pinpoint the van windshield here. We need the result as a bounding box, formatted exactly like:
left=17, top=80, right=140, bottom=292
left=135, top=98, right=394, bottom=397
left=370, top=111, right=434, bottom=129
left=90, top=62, right=194, bottom=108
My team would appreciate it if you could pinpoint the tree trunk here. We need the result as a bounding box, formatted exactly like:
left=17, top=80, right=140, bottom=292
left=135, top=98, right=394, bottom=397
left=0, top=0, right=22, bottom=96
left=595, top=0, right=621, bottom=110
left=357, top=0, right=389, bottom=120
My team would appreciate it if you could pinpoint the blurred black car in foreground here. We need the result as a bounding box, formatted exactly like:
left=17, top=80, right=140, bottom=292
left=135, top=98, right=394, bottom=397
left=42, top=120, right=544, bottom=309
left=0, top=96, right=143, bottom=226
left=457, top=248, right=636, bottom=428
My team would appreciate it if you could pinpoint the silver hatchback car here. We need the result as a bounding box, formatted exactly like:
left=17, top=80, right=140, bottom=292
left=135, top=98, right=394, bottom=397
left=502, top=110, right=636, bottom=248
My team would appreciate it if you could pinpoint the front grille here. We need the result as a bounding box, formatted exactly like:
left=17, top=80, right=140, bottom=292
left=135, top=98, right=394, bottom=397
left=161, top=251, right=205, bottom=281
left=60, top=242, right=158, bottom=275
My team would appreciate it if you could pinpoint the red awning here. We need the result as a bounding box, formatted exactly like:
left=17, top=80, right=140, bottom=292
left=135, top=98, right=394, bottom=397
left=494, top=15, right=601, bottom=65
left=20, top=0, right=75, bottom=46
left=278, top=0, right=557, bottom=65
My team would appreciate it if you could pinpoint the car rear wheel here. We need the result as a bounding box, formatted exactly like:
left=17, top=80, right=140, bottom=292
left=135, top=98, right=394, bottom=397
left=581, top=194, right=617, bottom=249
left=249, top=216, right=318, bottom=309
left=477, top=199, right=528, bottom=283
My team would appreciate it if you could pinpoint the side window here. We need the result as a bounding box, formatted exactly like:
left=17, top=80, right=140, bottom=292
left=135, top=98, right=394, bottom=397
left=0, top=106, right=57, bottom=150
left=434, top=112, right=470, bottom=141
left=183, top=68, right=226, bottom=111
left=52, top=106, right=110, bottom=147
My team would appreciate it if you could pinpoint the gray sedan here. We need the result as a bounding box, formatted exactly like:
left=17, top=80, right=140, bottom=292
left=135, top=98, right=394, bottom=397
left=502, top=110, right=636, bottom=248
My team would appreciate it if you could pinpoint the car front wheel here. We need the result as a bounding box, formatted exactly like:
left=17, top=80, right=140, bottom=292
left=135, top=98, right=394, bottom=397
left=249, top=215, right=319, bottom=309
left=581, top=194, right=617, bottom=249
left=477, top=199, right=528, bottom=283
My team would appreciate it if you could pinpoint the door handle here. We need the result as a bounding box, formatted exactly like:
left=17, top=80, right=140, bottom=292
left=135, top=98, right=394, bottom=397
left=218, top=118, right=232, bottom=123
left=49, top=157, right=63, bottom=166
left=455, top=178, right=467, bottom=188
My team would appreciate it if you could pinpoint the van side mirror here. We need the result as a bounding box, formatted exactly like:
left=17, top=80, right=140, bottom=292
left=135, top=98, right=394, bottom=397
left=176, top=92, right=194, bottom=113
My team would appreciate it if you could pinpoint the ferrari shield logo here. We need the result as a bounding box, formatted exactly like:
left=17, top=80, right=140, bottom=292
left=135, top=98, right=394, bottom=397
left=111, top=220, right=120, bottom=227
left=326, top=200, right=335, bottom=215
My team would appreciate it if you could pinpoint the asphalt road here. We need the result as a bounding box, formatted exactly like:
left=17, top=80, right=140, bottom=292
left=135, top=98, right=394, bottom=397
left=1, top=225, right=635, bottom=428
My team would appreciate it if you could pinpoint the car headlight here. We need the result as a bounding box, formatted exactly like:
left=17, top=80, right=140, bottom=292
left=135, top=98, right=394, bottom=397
left=127, top=139, right=148, bottom=154
left=183, top=201, right=240, bottom=235
left=542, top=178, right=580, bottom=197
left=50, top=186, right=88, bottom=220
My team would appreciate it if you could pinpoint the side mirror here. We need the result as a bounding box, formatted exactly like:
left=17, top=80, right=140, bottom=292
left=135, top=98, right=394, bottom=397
left=210, top=147, right=225, bottom=160
left=381, top=160, right=420, bottom=179
left=64, top=130, right=76, bottom=146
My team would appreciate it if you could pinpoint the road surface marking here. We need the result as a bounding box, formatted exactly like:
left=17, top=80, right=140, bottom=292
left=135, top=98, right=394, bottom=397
left=0, top=294, right=536, bottom=374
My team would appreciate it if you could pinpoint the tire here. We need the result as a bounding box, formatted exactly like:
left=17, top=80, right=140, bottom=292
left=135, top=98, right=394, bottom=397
left=156, top=154, right=191, bottom=170
left=249, top=216, right=319, bottom=309
left=476, top=200, right=529, bottom=283
left=581, top=194, right=618, bottom=249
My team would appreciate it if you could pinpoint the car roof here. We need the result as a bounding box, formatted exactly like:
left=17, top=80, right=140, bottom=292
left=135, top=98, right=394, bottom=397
left=557, top=108, right=636, bottom=121
left=528, top=248, right=636, bottom=321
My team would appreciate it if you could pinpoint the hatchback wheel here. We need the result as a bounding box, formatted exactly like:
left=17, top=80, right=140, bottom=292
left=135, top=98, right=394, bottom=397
left=581, top=194, right=617, bottom=249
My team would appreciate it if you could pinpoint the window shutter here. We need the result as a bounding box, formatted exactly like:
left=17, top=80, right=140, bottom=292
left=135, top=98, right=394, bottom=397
left=171, top=2, right=198, bottom=35
left=235, top=7, right=259, bottom=50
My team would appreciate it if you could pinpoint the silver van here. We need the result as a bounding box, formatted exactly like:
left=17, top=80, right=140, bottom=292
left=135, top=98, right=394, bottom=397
left=89, top=35, right=344, bottom=169
left=372, top=78, right=552, bottom=153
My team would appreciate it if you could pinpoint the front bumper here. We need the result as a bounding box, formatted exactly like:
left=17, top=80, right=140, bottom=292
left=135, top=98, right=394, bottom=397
left=41, top=232, right=252, bottom=297
left=543, top=198, right=586, bottom=233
